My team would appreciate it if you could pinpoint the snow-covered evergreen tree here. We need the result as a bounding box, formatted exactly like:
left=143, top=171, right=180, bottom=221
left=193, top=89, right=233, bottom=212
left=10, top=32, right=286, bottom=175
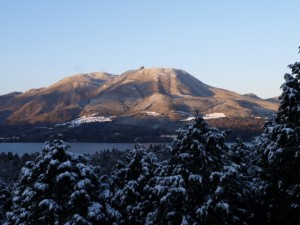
left=103, top=143, right=158, bottom=225
left=252, top=51, right=300, bottom=225
left=6, top=137, right=106, bottom=225
left=228, top=137, right=253, bottom=224
left=146, top=115, right=249, bottom=225
left=0, top=180, right=11, bottom=223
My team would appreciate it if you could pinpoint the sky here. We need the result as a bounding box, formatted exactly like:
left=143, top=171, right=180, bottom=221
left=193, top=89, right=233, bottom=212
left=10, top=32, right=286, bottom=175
left=0, top=1, right=300, bottom=99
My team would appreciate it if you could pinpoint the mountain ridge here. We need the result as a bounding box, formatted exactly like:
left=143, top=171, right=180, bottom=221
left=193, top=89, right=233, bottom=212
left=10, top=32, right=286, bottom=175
left=0, top=68, right=279, bottom=125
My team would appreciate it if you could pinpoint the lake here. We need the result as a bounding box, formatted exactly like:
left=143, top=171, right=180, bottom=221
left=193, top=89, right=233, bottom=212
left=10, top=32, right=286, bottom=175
left=0, top=142, right=162, bottom=155
left=0, top=142, right=251, bottom=155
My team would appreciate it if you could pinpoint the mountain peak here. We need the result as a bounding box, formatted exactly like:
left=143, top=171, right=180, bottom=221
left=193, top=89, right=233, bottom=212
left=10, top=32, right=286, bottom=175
left=121, top=67, right=187, bottom=78
left=50, top=72, right=115, bottom=89
left=109, top=67, right=213, bottom=98
left=243, top=93, right=261, bottom=99
left=0, top=68, right=279, bottom=124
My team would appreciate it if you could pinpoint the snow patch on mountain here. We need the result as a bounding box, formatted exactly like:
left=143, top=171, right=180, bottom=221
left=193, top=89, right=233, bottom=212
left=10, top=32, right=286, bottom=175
left=144, top=111, right=161, bottom=117
left=181, top=113, right=226, bottom=121
left=181, top=116, right=196, bottom=122
left=56, top=114, right=114, bottom=127
left=203, top=113, right=226, bottom=119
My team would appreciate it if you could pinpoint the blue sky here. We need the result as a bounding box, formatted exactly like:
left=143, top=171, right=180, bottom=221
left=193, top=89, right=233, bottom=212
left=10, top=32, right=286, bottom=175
left=0, top=1, right=299, bottom=98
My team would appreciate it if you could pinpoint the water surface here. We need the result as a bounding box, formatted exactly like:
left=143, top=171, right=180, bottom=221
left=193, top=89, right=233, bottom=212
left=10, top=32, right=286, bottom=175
left=0, top=142, right=157, bottom=155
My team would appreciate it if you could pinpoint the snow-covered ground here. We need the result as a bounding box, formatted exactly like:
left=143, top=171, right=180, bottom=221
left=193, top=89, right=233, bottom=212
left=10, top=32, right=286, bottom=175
left=56, top=112, right=226, bottom=127
left=203, top=113, right=226, bottom=120
left=144, top=111, right=161, bottom=117
left=181, top=116, right=196, bottom=122
left=181, top=113, right=226, bottom=121
left=56, top=115, right=114, bottom=127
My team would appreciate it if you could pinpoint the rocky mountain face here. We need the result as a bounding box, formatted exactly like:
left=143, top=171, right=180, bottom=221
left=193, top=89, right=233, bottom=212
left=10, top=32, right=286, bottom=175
left=0, top=68, right=278, bottom=125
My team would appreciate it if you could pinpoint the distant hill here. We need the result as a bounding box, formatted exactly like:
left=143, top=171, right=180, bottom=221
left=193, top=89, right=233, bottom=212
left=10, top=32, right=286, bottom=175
left=0, top=72, right=114, bottom=124
left=0, top=68, right=279, bottom=125
left=265, top=96, right=280, bottom=104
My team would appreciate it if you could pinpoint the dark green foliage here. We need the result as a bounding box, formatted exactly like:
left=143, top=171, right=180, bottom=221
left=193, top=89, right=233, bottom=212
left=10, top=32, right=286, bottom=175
left=6, top=138, right=106, bottom=225
left=252, top=51, right=300, bottom=225
left=0, top=180, right=11, bottom=223
left=89, top=148, right=127, bottom=176
left=148, top=143, right=171, bottom=161
left=104, top=143, right=158, bottom=225
left=228, top=137, right=253, bottom=223
left=208, top=117, right=266, bottom=142
left=146, top=116, right=249, bottom=225
left=0, top=152, right=36, bottom=183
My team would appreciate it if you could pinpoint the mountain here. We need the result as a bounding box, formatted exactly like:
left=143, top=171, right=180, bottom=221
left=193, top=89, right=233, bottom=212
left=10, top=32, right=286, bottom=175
left=0, top=72, right=115, bottom=124
left=0, top=68, right=278, bottom=125
left=266, top=96, right=280, bottom=104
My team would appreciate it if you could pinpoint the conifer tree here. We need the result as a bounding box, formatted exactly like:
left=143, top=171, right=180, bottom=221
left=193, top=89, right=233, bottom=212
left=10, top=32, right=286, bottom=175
left=146, top=115, right=249, bottom=225
left=228, top=137, right=253, bottom=224
left=0, top=180, right=11, bottom=223
left=103, top=143, right=158, bottom=225
left=6, top=137, right=106, bottom=225
left=252, top=48, right=300, bottom=225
